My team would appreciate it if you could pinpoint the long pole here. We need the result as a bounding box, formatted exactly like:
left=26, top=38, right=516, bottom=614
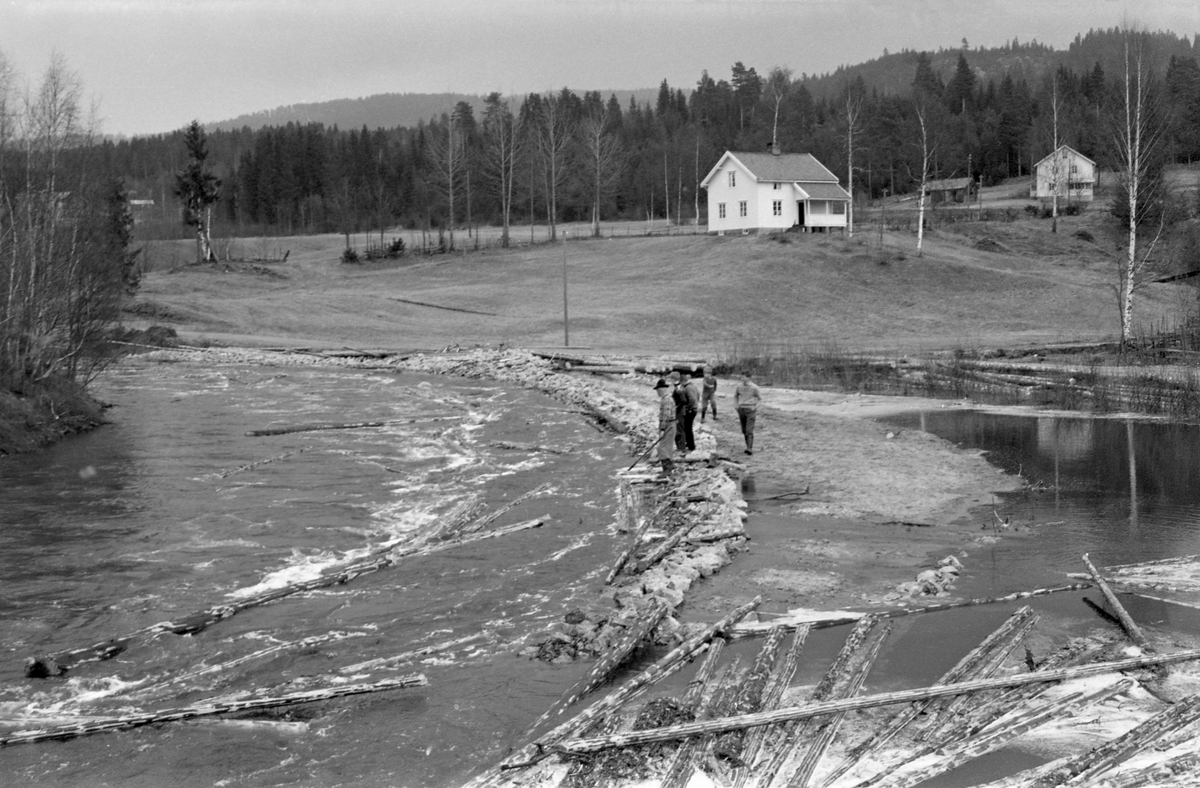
left=562, top=232, right=569, bottom=347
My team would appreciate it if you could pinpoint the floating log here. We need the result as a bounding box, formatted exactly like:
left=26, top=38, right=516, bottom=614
left=731, top=625, right=811, bottom=788
left=246, top=414, right=462, bottom=436
left=553, top=648, right=1200, bottom=755
left=486, top=441, right=571, bottom=455
left=784, top=621, right=892, bottom=788
left=1082, top=553, right=1155, bottom=652
left=462, top=483, right=553, bottom=535
left=129, top=631, right=367, bottom=698
left=710, top=626, right=787, bottom=766
left=1097, top=554, right=1200, bottom=573
left=661, top=638, right=728, bottom=788
left=1029, top=693, right=1200, bottom=787
left=0, top=674, right=427, bottom=746
left=525, top=599, right=669, bottom=734
left=730, top=583, right=1091, bottom=640
left=204, top=447, right=311, bottom=480
left=31, top=517, right=545, bottom=674
left=470, top=597, right=761, bottom=784
left=865, top=679, right=1135, bottom=788
left=754, top=616, right=879, bottom=788
left=1081, top=749, right=1200, bottom=788
left=821, top=606, right=1038, bottom=787
left=337, top=632, right=486, bottom=675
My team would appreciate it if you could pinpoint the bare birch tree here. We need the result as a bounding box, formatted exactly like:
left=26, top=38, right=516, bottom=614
left=481, top=93, right=521, bottom=248
left=174, top=120, right=220, bottom=263
left=578, top=106, right=624, bottom=238
left=844, top=83, right=864, bottom=238
left=913, top=103, right=937, bottom=257
left=426, top=112, right=465, bottom=251
left=1112, top=26, right=1168, bottom=346
left=531, top=92, right=574, bottom=242
left=1048, top=72, right=1064, bottom=233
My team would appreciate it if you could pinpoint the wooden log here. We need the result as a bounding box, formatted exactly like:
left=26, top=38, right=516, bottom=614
left=525, top=599, right=669, bottom=734
left=730, top=584, right=1091, bottom=640
left=552, top=648, right=1200, bottom=755
left=1079, top=750, right=1200, bottom=788
left=337, top=633, right=486, bottom=675
left=1082, top=553, right=1155, bottom=652
left=731, top=625, right=811, bottom=788
left=486, top=441, right=571, bottom=455
left=203, top=447, right=311, bottom=480
left=388, top=296, right=498, bottom=316
left=129, top=631, right=368, bottom=698
left=863, top=679, right=1135, bottom=788
left=710, top=626, right=787, bottom=765
left=245, top=414, right=461, bottom=436
left=604, top=499, right=672, bottom=585
left=33, top=517, right=545, bottom=674
left=690, top=656, right=746, bottom=776
left=633, top=518, right=702, bottom=575
left=1096, top=554, right=1200, bottom=573
left=819, top=606, right=1038, bottom=788
left=462, top=483, right=553, bottom=535
left=0, top=675, right=427, bottom=746
left=754, top=616, right=879, bottom=788
left=1043, top=694, right=1200, bottom=787
left=915, top=608, right=1041, bottom=741
left=661, top=638, right=727, bottom=788
left=468, top=597, right=761, bottom=785
left=783, top=620, right=892, bottom=788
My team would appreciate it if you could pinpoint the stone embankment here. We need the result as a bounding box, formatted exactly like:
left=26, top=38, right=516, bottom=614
left=135, top=345, right=750, bottom=660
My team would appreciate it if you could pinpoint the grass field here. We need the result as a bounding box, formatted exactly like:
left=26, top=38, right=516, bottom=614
left=129, top=209, right=1190, bottom=358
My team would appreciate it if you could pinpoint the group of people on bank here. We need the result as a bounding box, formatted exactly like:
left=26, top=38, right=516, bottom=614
left=653, top=367, right=760, bottom=476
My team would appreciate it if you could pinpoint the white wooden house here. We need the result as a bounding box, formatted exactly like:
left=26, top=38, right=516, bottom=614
left=701, top=150, right=851, bottom=234
left=1030, top=145, right=1096, bottom=203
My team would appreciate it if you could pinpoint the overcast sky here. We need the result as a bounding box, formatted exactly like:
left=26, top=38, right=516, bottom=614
left=2, top=0, right=1198, bottom=137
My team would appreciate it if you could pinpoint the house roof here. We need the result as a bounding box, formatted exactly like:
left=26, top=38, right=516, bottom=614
left=925, top=177, right=972, bottom=191
left=701, top=150, right=840, bottom=188
left=794, top=182, right=852, bottom=201
left=1034, top=144, right=1096, bottom=169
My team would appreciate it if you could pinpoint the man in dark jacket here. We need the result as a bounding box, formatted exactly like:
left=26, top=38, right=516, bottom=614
left=678, top=372, right=699, bottom=452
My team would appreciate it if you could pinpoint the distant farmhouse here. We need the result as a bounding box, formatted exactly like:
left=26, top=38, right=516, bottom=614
left=1030, top=145, right=1096, bottom=203
left=128, top=199, right=156, bottom=224
left=924, top=177, right=976, bottom=205
left=701, top=150, right=850, bottom=234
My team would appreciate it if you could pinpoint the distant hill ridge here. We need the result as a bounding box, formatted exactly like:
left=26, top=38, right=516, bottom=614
left=207, top=28, right=1200, bottom=133
left=208, top=89, right=662, bottom=133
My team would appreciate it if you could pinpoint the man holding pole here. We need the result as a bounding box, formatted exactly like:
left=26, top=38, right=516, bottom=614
left=655, top=379, right=676, bottom=477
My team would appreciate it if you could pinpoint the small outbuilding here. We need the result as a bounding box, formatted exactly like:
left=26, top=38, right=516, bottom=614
left=701, top=149, right=850, bottom=234
left=1030, top=145, right=1096, bottom=203
left=924, top=177, right=975, bottom=205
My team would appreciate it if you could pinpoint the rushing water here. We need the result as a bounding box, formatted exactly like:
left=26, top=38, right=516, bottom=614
left=0, top=359, right=630, bottom=787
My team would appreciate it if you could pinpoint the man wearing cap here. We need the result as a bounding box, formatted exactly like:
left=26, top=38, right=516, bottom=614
left=655, top=378, right=676, bottom=476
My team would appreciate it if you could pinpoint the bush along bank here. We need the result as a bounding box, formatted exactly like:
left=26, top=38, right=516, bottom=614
left=390, top=348, right=750, bottom=660
left=0, top=377, right=106, bottom=456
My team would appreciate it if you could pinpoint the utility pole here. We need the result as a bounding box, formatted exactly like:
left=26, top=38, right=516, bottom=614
left=562, top=232, right=570, bottom=347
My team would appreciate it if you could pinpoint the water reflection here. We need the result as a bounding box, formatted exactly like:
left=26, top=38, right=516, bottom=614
left=888, top=410, right=1200, bottom=583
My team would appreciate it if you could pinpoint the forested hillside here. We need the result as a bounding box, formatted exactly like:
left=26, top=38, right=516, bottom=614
left=93, top=27, right=1200, bottom=245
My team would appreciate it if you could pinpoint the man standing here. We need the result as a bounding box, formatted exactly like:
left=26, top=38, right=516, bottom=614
left=678, top=372, right=699, bottom=453
left=700, top=366, right=718, bottom=422
left=734, top=371, right=761, bottom=455
left=655, top=378, right=676, bottom=476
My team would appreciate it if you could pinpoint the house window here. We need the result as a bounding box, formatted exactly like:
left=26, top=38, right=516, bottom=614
left=739, top=201, right=747, bottom=218
left=832, top=201, right=845, bottom=215
left=772, top=200, right=782, bottom=216
left=773, top=182, right=781, bottom=190
left=728, top=171, right=736, bottom=188
left=718, top=203, right=726, bottom=219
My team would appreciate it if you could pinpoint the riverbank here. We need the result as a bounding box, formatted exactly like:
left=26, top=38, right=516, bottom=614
left=0, top=378, right=106, bottom=456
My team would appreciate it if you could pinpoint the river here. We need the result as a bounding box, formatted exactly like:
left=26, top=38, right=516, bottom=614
left=0, top=358, right=630, bottom=787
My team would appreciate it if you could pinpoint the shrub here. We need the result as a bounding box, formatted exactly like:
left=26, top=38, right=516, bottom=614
left=1074, top=230, right=1094, bottom=243
left=341, top=247, right=360, bottom=264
